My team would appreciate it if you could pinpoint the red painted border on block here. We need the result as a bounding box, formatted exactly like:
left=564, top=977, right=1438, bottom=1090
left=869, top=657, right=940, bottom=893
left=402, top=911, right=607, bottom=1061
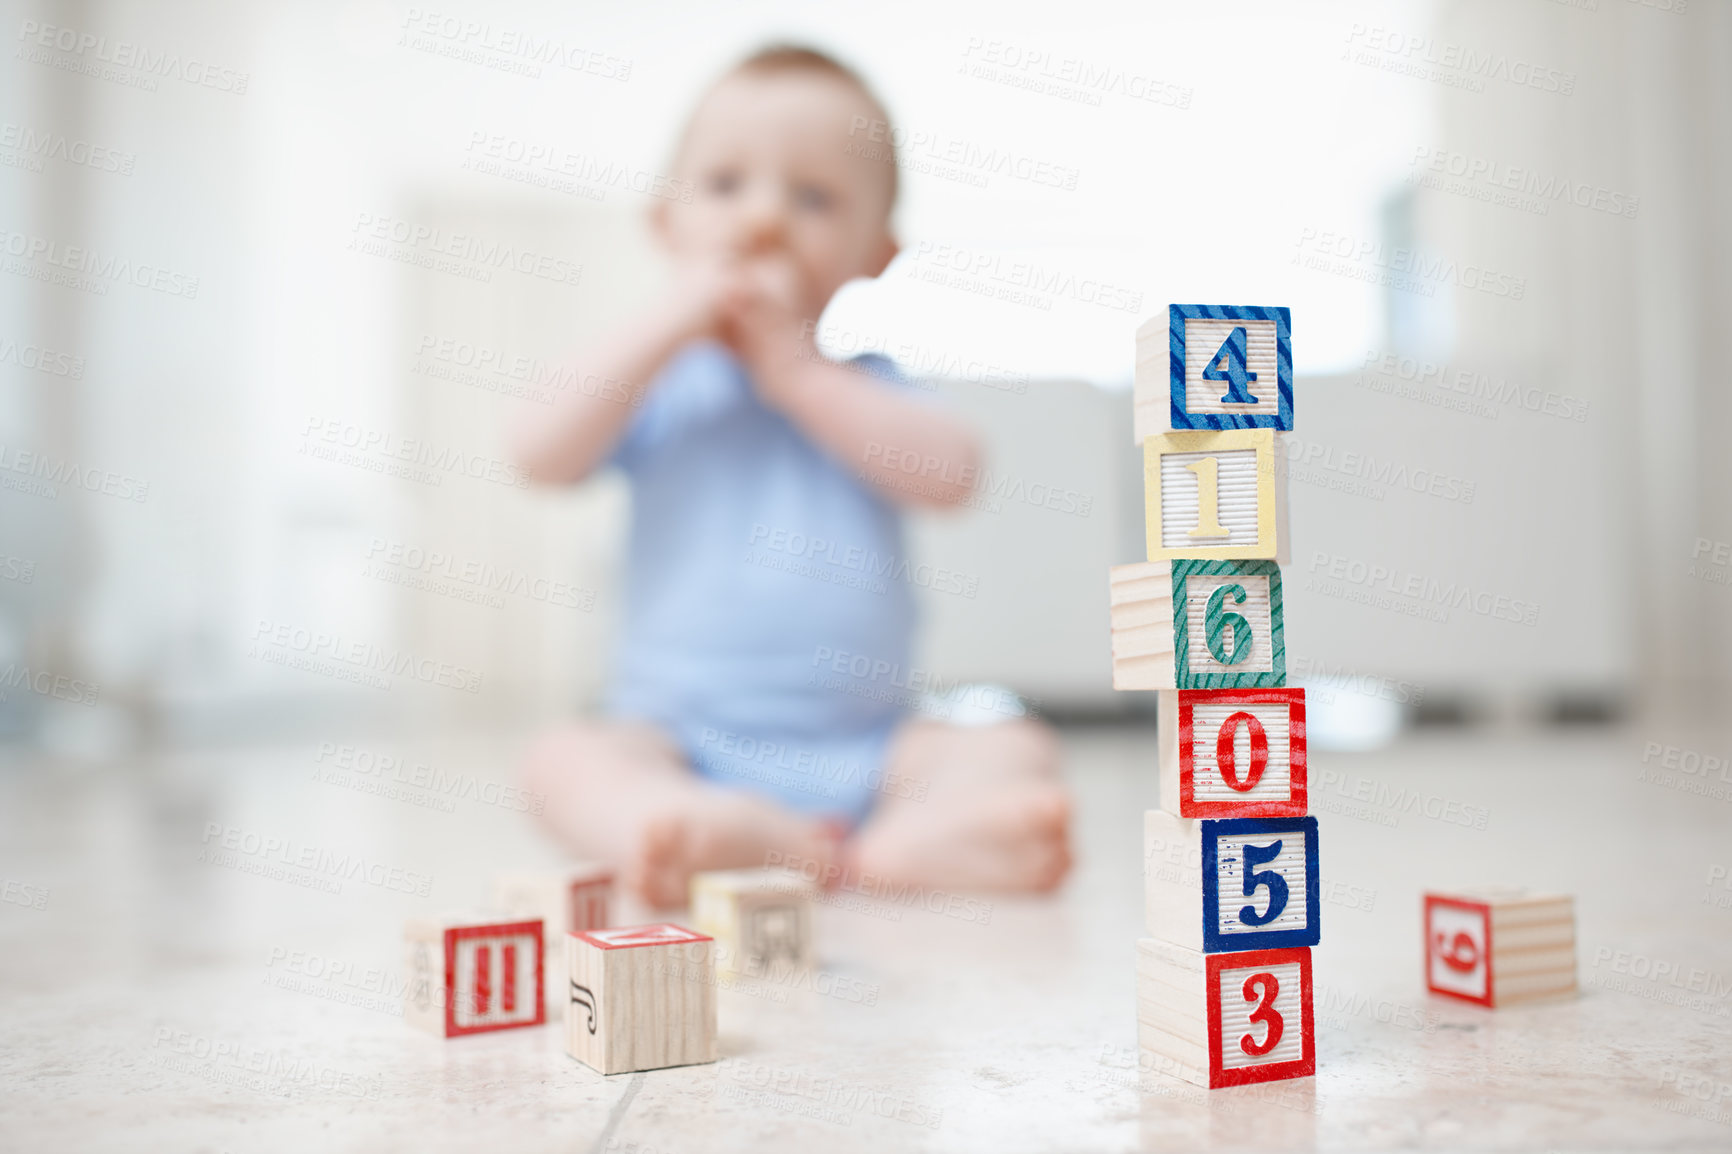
left=442, top=919, right=546, bottom=1037
left=577, top=923, right=712, bottom=950
left=1178, top=688, right=1308, bottom=818
left=1423, top=893, right=1494, bottom=1007
left=1204, top=946, right=1315, bottom=1088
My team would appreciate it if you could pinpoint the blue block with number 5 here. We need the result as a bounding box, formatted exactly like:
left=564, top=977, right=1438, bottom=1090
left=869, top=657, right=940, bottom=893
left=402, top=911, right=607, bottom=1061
left=1144, top=810, right=1320, bottom=953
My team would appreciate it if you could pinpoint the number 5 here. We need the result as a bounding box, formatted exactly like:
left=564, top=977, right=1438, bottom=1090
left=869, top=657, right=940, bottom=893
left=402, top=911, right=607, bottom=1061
left=1239, top=840, right=1289, bottom=927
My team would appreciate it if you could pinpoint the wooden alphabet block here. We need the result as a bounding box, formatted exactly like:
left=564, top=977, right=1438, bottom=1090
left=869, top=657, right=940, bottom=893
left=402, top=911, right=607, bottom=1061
left=1146, top=810, right=1319, bottom=952
left=1137, top=938, right=1315, bottom=1088
left=1110, top=560, right=1287, bottom=690
left=1134, top=305, right=1293, bottom=441
left=1424, top=889, right=1576, bottom=1007
left=691, top=868, right=817, bottom=977
left=1159, top=689, right=1307, bottom=818
left=403, top=913, right=545, bottom=1038
left=492, top=863, right=614, bottom=938
left=1143, top=429, right=1288, bottom=562
left=565, top=923, right=717, bottom=1075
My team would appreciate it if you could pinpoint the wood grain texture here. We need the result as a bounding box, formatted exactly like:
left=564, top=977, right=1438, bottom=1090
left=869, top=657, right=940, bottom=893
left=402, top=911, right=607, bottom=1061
left=1110, top=562, right=1177, bottom=690
left=566, top=924, right=717, bottom=1075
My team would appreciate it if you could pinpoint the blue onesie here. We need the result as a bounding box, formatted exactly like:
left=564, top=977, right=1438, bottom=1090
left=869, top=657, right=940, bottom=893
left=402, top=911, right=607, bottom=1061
left=607, top=341, right=916, bottom=826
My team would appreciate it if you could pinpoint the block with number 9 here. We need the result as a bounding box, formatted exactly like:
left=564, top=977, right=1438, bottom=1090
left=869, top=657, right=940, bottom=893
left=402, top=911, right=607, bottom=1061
left=1424, top=889, right=1576, bottom=1007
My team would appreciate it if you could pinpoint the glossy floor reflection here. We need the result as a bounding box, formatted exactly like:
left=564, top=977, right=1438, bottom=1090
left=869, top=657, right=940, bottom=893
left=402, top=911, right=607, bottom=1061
left=1, top=723, right=1729, bottom=1152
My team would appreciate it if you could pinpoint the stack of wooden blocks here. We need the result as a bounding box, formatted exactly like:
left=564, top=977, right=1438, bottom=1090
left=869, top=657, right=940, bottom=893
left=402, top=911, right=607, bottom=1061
left=1114, top=305, right=1319, bottom=1088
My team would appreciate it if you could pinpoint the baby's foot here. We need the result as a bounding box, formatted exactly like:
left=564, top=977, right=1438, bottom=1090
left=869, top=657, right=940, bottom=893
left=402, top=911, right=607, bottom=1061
left=847, top=781, right=1072, bottom=894
left=624, top=790, right=841, bottom=910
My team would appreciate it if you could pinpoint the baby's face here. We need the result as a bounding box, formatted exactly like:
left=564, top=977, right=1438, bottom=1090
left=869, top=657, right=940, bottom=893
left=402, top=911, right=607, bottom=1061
left=659, top=70, right=896, bottom=319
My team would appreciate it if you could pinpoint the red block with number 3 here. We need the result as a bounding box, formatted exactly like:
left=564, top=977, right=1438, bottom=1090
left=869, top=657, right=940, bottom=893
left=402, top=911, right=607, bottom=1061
left=1162, top=688, right=1307, bottom=817
left=1205, top=946, right=1315, bottom=1087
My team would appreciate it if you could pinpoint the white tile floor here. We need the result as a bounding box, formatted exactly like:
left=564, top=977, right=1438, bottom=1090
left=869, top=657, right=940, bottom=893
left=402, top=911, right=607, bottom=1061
left=2, top=723, right=1731, bottom=1152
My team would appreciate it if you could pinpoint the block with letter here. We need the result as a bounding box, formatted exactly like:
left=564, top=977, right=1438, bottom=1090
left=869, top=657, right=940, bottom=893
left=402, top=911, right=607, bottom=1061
left=403, top=912, right=545, bottom=1038
left=1146, top=810, right=1319, bottom=952
left=1159, top=689, right=1307, bottom=818
left=566, top=923, right=717, bottom=1075
left=1133, top=304, right=1293, bottom=442
left=1424, top=888, right=1576, bottom=1007
left=1144, top=429, right=1288, bottom=562
left=1137, top=938, right=1314, bottom=1088
left=1110, top=560, right=1287, bottom=691
left=691, top=868, right=817, bottom=977
left=492, top=863, right=614, bottom=938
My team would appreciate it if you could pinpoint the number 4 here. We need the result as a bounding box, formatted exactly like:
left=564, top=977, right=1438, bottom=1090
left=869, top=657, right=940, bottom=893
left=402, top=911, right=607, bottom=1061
left=1203, top=326, right=1259, bottom=404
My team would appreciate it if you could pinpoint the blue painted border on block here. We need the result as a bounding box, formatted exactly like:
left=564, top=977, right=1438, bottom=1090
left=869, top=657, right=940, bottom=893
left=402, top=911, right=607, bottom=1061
left=1199, top=815, right=1320, bottom=953
left=1168, top=304, right=1294, bottom=431
left=1170, top=559, right=1287, bottom=689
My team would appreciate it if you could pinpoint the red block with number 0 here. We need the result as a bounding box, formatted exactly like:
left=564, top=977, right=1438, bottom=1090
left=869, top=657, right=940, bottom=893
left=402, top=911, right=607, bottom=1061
left=1160, top=688, right=1306, bottom=818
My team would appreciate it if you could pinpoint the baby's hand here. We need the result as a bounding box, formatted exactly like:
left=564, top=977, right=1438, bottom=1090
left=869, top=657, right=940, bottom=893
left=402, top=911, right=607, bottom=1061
left=663, top=257, right=739, bottom=344
left=719, top=252, right=810, bottom=365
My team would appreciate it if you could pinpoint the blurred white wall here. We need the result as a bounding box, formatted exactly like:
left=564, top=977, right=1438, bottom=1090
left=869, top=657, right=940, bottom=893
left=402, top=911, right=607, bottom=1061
left=2, top=0, right=1728, bottom=749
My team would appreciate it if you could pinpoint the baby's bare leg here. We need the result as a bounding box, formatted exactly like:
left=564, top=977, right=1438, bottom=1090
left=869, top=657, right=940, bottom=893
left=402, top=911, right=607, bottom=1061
left=522, top=720, right=840, bottom=909
left=845, top=718, right=1071, bottom=893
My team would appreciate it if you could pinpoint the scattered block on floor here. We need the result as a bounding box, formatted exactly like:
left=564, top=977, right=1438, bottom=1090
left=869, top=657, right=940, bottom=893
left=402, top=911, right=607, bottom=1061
left=492, top=863, right=614, bottom=938
left=565, top=923, right=717, bottom=1075
left=1159, top=689, right=1307, bottom=818
left=1143, top=429, right=1288, bottom=563
left=1146, top=810, right=1319, bottom=952
left=1424, top=888, right=1577, bottom=1007
left=690, top=868, right=817, bottom=977
left=1133, top=305, right=1293, bottom=442
left=403, top=913, right=544, bottom=1037
left=1109, top=560, right=1287, bottom=691
left=1137, top=937, right=1314, bottom=1088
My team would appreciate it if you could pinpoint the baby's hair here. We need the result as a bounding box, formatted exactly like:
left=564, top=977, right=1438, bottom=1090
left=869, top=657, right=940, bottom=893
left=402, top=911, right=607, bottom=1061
left=724, top=43, right=899, bottom=211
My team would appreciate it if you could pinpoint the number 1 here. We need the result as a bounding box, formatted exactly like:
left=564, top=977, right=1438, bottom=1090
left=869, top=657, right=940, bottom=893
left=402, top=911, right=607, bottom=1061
left=1185, top=456, right=1229, bottom=538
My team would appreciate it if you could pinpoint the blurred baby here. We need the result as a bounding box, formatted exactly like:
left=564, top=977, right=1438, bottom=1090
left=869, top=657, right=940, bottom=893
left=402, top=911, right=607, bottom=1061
left=514, top=45, right=1070, bottom=908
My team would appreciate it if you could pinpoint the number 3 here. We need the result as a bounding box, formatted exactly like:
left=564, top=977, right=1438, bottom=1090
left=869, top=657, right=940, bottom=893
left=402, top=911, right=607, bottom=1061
left=1239, top=840, right=1289, bottom=926
left=1240, top=972, right=1284, bottom=1057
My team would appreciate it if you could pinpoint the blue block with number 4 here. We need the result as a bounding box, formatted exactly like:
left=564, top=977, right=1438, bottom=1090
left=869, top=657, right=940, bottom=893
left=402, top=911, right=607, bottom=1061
left=1144, top=810, right=1320, bottom=953
left=1165, top=304, right=1293, bottom=431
